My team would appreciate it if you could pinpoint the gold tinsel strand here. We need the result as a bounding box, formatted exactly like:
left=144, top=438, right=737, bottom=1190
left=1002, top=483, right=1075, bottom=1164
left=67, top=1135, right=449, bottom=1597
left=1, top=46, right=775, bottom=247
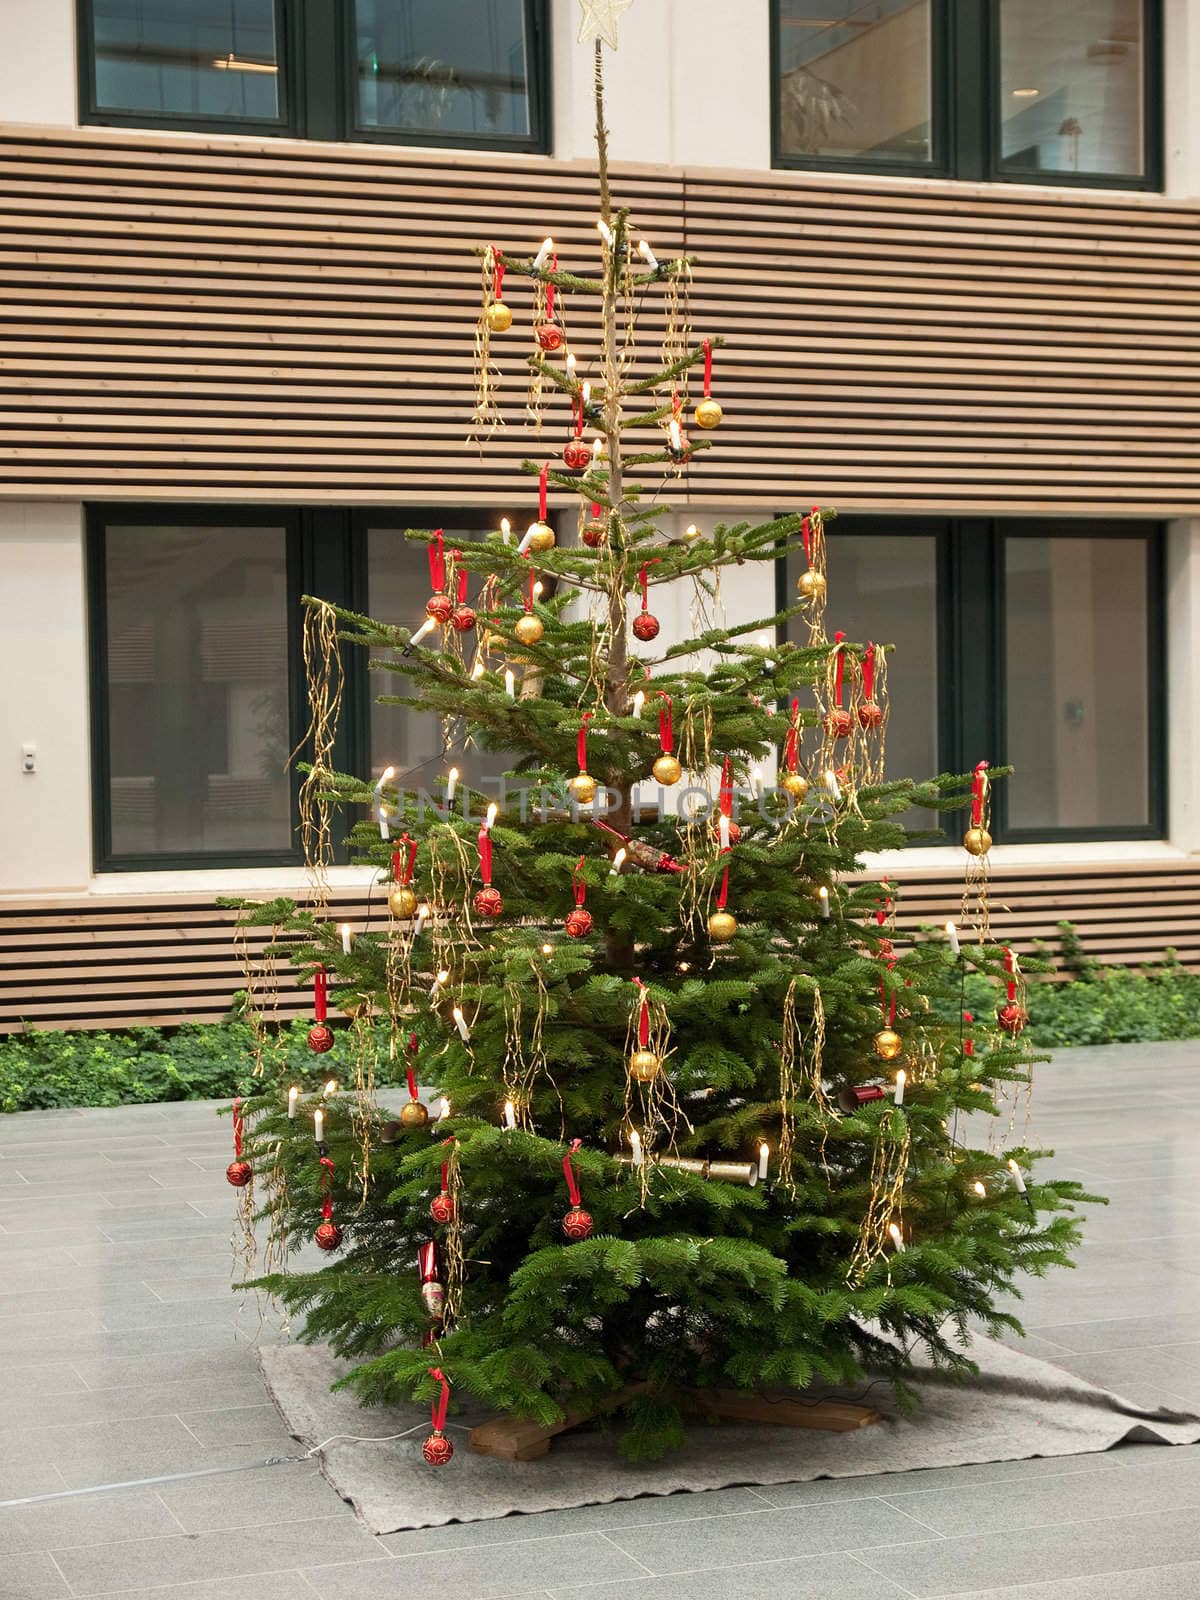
left=525, top=274, right=548, bottom=429
left=470, top=244, right=504, bottom=442
left=962, top=767, right=993, bottom=943
left=439, top=1140, right=465, bottom=1331
left=846, top=1114, right=912, bottom=1287
left=350, top=1006, right=377, bottom=1210
left=623, top=987, right=688, bottom=1176
left=296, top=600, right=344, bottom=917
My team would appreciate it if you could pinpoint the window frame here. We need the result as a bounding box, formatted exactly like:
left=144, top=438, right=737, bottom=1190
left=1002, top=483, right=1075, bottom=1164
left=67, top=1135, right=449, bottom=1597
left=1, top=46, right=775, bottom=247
left=769, top=0, right=1164, bottom=192
left=77, top=0, right=552, bottom=154
left=777, top=515, right=1166, bottom=845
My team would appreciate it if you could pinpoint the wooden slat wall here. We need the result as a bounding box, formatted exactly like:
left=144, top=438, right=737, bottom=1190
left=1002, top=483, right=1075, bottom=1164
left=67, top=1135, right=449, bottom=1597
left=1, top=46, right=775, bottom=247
left=3, top=859, right=1199, bottom=1033
left=0, top=125, right=1198, bottom=512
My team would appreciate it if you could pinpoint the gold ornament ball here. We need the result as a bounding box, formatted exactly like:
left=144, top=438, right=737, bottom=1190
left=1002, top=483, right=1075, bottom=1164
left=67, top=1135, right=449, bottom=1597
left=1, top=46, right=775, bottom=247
left=797, top=568, right=827, bottom=602
left=569, top=772, right=597, bottom=805
left=781, top=772, right=809, bottom=802
left=629, top=1049, right=662, bottom=1083
left=485, top=300, right=512, bottom=333
left=652, top=753, right=682, bottom=786
left=693, top=397, right=724, bottom=430
left=527, top=521, right=556, bottom=553
left=964, top=826, right=992, bottom=857
left=708, top=909, right=738, bottom=943
left=388, top=885, right=418, bottom=919
left=513, top=613, right=544, bottom=646
left=400, top=1100, right=430, bottom=1129
left=874, top=1028, right=903, bottom=1062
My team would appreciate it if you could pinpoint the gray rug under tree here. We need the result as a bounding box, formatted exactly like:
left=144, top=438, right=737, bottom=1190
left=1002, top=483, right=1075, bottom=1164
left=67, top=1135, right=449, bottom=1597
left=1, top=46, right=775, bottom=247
left=259, top=1340, right=1200, bottom=1534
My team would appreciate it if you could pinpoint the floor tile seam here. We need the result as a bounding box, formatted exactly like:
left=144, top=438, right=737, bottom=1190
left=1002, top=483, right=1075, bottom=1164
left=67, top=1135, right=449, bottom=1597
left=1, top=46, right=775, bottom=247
left=845, top=1494, right=1200, bottom=1559
left=596, top=1524, right=942, bottom=1581
left=842, top=1548, right=925, bottom=1599
left=40, top=1510, right=367, bottom=1559
left=872, top=1458, right=1134, bottom=1506
left=149, top=1488, right=189, bottom=1534
left=45, top=1547, right=82, bottom=1598
left=595, top=1528, right=659, bottom=1577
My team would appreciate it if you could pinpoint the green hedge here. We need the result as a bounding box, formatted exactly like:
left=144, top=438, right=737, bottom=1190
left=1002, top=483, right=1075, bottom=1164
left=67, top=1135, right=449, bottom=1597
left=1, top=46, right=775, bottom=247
left=3, top=951, right=1198, bottom=1112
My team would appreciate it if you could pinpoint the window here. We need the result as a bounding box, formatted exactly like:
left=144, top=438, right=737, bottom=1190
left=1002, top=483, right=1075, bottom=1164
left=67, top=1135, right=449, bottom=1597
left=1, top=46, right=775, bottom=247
left=88, top=506, right=534, bottom=870
left=771, top=0, right=1162, bottom=188
left=78, top=0, right=551, bottom=151
left=781, top=519, right=1164, bottom=843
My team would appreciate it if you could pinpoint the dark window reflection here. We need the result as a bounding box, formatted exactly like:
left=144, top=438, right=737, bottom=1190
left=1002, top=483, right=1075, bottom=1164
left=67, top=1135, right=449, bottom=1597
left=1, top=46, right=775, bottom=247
left=91, top=0, right=282, bottom=121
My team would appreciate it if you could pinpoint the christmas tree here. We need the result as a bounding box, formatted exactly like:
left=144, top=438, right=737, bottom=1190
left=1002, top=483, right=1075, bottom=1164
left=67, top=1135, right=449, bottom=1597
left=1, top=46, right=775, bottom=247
left=230, top=21, right=1095, bottom=1465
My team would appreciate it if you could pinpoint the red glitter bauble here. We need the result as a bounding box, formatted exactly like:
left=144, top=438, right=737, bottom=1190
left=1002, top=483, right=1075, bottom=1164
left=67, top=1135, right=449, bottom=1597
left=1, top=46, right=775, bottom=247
left=536, top=321, right=564, bottom=352
left=713, top=818, right=742, bottom=846
left=450, top=604, right=476, bottom=633
left=562, top=1206, right=593, bottom=1241
left=997, top=1001, right=1028, bottom=1037
left=473, top=886, right=503, bottom=919
left=632, top=612, right=660, bottom=642
left=858, top=700, right=884, bottom=729
left=824, top=708, right=853, bottom=739
left=562, top=439, right=591, bottom=472
left=430, top=1192, right=455, bottom=1225
left=565, top=906, right=594, bottom=939
left=425, top=592, right=453, bottom=625
left=581, top=521, right=607, bottom=548
left=314, top=1221, right=343, bottom=1252
left=422, top=1431, right=454, bottom=1467
left=307, top=1023, right=335, bottom=1054
left=225, top=1160, right=252, bottom=1188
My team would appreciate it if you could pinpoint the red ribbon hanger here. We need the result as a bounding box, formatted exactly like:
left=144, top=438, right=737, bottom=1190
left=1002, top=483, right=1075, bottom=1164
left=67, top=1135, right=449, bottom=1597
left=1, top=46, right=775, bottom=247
left=573, top=393, right=584, bottom=439
left=545, top=252, right=557, bottom=322
left=833, top=631, right=847, bottom=707
left=428, top=1367, right=451, bottom=1433
left=784, top=698, right=801, bottom=772
left=719, top=757, right=733, bottom=817
left=863, top=643, right=876, bottom=702
left=880, top=979, right=897, bottom=1027
left=801, top=516, right=811, bottom=567
left=876, top=880, right=892, bottom=927
left=1004, top=948, right=1018, bottom=1003
left=577, top=711, right=592, bottom=774
left=572, top=855, right=587, bottom=906
left=232, top=1098, right=244, bottom=1160
left=702, top=337, right=713, bottom=397
left=525, top=565, right=537, bottom=613
left=406, top=1030, right=420, bottom=1100
left=319, top=1154, right=335, bottom=1223
left=491, top=250, right=504, bottom=302
left=428, top=529, right=445, bottom=594
left=478, top=827, right=493, bottom=886
left=393, top=835, right=417, bottom=886
left=562, top=1138, right=583, bottom=1207
left=538, top=464, right=548, bottom=522
left=715, top=853, right=730, bottom=910
left=638, top=558, right=659, bottom=614
left=963, top=1012, right=975, bottom=1057
left=313, top=966, right=328, bottom=1022
left=452, top=552, right=468, bottom=606
left=657, top=693, right=673, bottom=756
left=972, top=761, right=990, bottom=827
left=633, top=977, right=650, bottom=1048
left=439, top=1137, right=454, bottom=1196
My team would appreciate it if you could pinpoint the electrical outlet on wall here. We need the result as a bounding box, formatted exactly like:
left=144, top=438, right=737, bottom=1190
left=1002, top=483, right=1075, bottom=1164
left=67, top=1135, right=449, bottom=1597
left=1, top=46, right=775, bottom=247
left=21, top=742, right=36, bottom=774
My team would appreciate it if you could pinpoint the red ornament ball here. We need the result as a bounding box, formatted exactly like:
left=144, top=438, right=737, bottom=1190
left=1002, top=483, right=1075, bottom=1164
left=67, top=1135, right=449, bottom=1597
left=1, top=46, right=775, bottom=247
left=632, top=611, right=660, bottom=642
left=425, top=592, right=453, bottom=625
left=536, top=321, right=564, bottom=353
left=422, top=1430, right=454, bottom=1467
left=562, top=439, right=591, bottom=472
left=562, top=1206, right=593, bottom=1241
left=858, top=700, right=884, bottom=730
left=581, top=521, right=607, bottom=548
left=565, top=906, right=594, bottom=939
left=474, top=885, right=504, bottom=919
left=997, top=1001, right=1029, bottom=1037
left=713, top=817, right=742, bottom=846
left=450, top=604, right=476, bottom=633
left=307, top=1023, right=335, bottom=1054
left=314, top=1221, right=343, bottom=1252
left=430, top=1192, right=455, bottom=1225
left=824, top=708, right=853, bottom=739
left=225, top=1160, right=252, bottom=1189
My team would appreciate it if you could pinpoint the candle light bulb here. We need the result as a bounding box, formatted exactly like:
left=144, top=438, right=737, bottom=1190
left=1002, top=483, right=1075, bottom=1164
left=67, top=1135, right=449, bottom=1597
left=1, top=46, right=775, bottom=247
left=517, top=527, right=536, bottom=555
left=668, top=419, right=682, bottom=452
left=313, top=1108, right=324, bottom=1144
left=541, top=943, right=553, bottom=955
left=888, top=1222, right=905, bottom=1252
left=323, top=1079, right=337, bottom=1098
left=1007, top=1158, right=1028, bottom=1195
left=637, top=238, right=659, bottom=271
left=378, top=804, right=390, bottom=840
left=533, top=236, right=553, bottom=271
left=532, top=580, right=544, bottom=601
left=505, top=668, right=516, bottom=699
left=751, top=765, right=764, bottom=797
left=818, top=886, right=830, bottom=919
left=581, top=381, right=591, bottom=407
left=945, top=921, right=961, bottom=958
left=340, top=923, right=352, bottom=956
left=287, top=1086, right=299, bottom=1119
left=684, top=523, right=700, bottom=540
left=566, top=353, right=577, bottom=381
left=500, top=516, right=511, bottom=543
left=484, top=801, right=498, bottom=832
left=632, top=689, right=645, bottom=719
left=592, top=436, right=604, bottom=459
left=894, top=1068, right=906, bottom=1106
left=610, top=847, right=627, bottom=876
left=596, top=218, right=613, bottom=248
left=414, top=903, right=429, bottom=936
left=410, top=617, right=436, bottom=646
left=471, top=658, right=485, bottom=679
left=973, top=1181, right=987, bottom=1198
left=825, top=769, right=841, bottom=801
left=758, top=1142, right=769, bottom=1180
left=452, top=1006, right=470, bottom=1043
left=630, top=1129, right=643, bottom=1166
left=438, top=1097, right=451, bottom=1121
left=446, top=767, right=459, bottom=803
left=503, top=1099, right=516, bottom=1130
left=373, top=765, right=395, bottom=793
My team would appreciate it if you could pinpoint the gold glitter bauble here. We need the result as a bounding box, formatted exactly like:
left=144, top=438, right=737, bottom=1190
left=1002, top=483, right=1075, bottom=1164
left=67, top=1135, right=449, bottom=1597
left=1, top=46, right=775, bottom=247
left=964, top=826, right=992, bottom=857
left=400, top=1100, right=429, bottom=1129
left=526, top=521, right=556, bottom=553
left=513, top=614, right=544, bottom=646
left=652, top=753, right=682, bottom=786
left=485, top=301, right=512, bottom=333
left=874, top=1028, right=903, bottom=1061
left=693, top=397, right=724, bottom=429
left=797, top=568, right=826, bottom=601
left=388, top=885, right=418, bottom=919
left=629, top=1049, right=661, bottom=1083
left=569, top=772, right=597, bottom=804
left=781, top=772, right=809, bottom=801
left=708, top=910, right=738, bottom=943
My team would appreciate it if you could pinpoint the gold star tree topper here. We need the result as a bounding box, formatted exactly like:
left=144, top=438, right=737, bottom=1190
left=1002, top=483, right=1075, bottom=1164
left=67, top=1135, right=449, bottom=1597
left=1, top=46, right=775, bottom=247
left=577, top=0, right=635, bottom=49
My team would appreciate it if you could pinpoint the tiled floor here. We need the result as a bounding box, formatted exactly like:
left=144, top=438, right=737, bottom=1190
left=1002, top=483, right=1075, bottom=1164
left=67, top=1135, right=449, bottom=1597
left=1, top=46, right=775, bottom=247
left=1, top=1042, right=1199, bottom=1598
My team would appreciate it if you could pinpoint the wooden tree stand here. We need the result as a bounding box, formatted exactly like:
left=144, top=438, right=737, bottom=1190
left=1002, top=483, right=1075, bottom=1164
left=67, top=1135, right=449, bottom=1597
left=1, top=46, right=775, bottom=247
left=470, top=1386, right=881, bottom=1462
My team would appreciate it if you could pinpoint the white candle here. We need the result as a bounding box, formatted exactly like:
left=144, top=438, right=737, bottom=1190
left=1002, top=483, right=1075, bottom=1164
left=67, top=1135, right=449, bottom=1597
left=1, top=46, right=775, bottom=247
left=313, top=1108, right=324, bottom=1144
left=592, top=436, right=604, bottom=460
left=609, top=847, right=627, bottom=877
left=541, top=942, right=554, bottom=955
left=340, top=924, right=352, bottom=956
left=414, top=903, right=429, bottom=937
left=471, top=659, right=485, bottom=680
left=446, top=767, right=459, bottom=805
left=637, top=238, right=659, bottom=271
left=532, top=580, right=544, bottom=601
left=410, top=618, right=436, bottom=646
left=888, top=1221, right=905, bottom=1252
left=323, top=1079, right=337, bottom=1098
left=566, top=353, right=577, bottom=382
left=437, top=1097, right=451, bottom=1122
left=684, top=523, right=700, bottom=540
left=452, top=1006, right=470, bottom=1043
left=945, top=921, right=961, bottom=958
left=630, top=1129, right=643, bottom=1167
left=894, top=1068, right=906, bottom=1107
left=973, top=1181, right=987, bottom=1198
left=372, top=765, right=394, bottom=799
left=287, top=1086, right=299, bottom=1119
left=596, top=218, right=613, bottom=248
left=533, top=236, right=553, bottom=271
left=483, top=801, right=498, bottom=834
left=819, top=886, right=830, bottom=920
left=429, top=968, right=449, bottom=1001
left=505, top=669, right=516, bottom=699
left=758, top=633, right=774, bottom=671
left=503, top=1099, right=516, bottom=1130
left=758, top=1142, right=769, bottom=1181
left=825, top=769, right=841, bottom=801
left=1007, top=1158, right=1028, bottom=1195
left=500, top=516, right=511, bottom=544
left=378, top=805, right=390, bottom=840
left=581, top=381, right=591, bottom=409
left=632, top=690, right=645, bottom=719
left=517, top=528, right=535, bottom=555
left=751, top=766, right=764, bottom=798
left=668, top=419, right=682, bottom=454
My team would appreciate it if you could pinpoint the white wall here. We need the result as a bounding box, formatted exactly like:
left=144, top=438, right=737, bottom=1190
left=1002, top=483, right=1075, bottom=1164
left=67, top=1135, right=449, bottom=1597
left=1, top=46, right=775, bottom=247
left=0, top=503, right=92, bottom=893
left=1167, top=519, right=1200, bottom=851
left=0, top=0, right=75, bottom=129
left=1165, top=0, right=1200, bottom=198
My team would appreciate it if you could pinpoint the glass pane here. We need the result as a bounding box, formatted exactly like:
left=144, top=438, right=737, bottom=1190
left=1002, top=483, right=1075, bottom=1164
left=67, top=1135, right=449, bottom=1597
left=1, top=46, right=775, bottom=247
left=997, top=0, right=1145, bottom=177
left=90, top=0, right=281, bottom=122
left=105, top=524, right=292, bottom=857
left=776, top=0, right=933, bottom=165
left=354, top=0, right=532, bottom=139
left=367, top=527, right=518, bottom=803
left=1005, top=538, right=1149, bottom=830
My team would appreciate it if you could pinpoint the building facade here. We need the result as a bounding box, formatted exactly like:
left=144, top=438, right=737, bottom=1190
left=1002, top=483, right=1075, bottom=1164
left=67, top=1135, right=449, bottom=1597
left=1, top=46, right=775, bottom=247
left=3, top=0, right=1200, bottom=1029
